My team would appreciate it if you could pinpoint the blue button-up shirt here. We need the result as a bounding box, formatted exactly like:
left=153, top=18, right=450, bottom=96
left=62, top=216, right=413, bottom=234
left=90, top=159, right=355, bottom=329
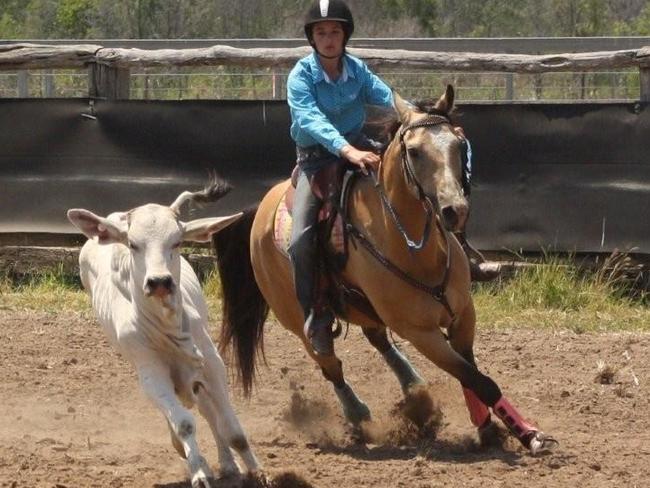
left=287, top=52, right=393, bottom=157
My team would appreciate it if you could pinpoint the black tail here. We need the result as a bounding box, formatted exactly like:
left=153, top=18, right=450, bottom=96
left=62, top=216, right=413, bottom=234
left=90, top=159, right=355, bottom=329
left=212, top=206, right=269, bottom=397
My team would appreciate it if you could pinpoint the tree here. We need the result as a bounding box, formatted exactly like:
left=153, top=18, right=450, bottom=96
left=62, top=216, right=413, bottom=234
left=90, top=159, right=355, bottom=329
left=55, top=0, right=93, bottom=37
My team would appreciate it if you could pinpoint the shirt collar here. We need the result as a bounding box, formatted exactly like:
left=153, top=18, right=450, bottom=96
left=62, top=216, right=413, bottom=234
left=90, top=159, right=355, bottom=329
left=309, top=52, right=355, bottom=84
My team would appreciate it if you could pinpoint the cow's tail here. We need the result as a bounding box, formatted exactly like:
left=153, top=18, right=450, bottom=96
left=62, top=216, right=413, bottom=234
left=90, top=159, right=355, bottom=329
left=212, top=206, right=269, bottom=397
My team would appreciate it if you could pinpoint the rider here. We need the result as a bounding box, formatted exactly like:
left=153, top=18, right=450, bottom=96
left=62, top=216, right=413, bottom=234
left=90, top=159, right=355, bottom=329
left=287, top=0, right=498, bottom=356
left=287, top=0, right=391, bottom=356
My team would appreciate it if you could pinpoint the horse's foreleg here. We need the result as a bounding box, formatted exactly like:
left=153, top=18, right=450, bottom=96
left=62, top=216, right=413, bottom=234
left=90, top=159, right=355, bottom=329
left=304, top=339, right=371, bottom=425
left=362, top=326, right=425, bottom=393
left=446, top=307, right=492, bottom=434
left=401, top=325, right=557, bottom=454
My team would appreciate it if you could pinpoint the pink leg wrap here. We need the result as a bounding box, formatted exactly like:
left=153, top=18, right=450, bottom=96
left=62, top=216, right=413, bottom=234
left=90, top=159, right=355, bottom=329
left=493, top=396, right=537, bottom=444
left=462, top=388, right=491, bottom=428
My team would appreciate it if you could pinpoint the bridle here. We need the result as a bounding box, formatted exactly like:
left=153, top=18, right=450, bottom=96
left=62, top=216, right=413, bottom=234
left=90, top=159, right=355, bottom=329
left=344, top=113, right=460, bottom=321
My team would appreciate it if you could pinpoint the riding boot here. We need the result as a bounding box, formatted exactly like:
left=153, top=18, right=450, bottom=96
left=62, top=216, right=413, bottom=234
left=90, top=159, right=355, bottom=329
left=455, top=231, right=501, bottom=282
left=288, top=168, right=335, bottom=356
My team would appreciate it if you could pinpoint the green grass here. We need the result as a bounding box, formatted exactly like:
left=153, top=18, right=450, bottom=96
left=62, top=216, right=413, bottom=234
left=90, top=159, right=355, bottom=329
left=2, top=254, right=648, bottom=333
left=0, top=265, right=90, bottom=313
left=473, top=253, right=649, bottom=333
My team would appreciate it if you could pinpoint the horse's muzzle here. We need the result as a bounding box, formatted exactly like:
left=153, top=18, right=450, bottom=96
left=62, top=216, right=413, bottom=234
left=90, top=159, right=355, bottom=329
left=441, top=203, right=468, bottom=232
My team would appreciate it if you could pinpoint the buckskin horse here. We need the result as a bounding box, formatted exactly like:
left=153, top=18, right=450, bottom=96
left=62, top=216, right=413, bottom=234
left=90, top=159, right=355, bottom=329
left=214, top=86, right=557, bottom=455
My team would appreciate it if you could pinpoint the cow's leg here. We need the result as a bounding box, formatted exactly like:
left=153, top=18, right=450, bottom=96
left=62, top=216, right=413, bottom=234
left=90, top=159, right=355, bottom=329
left=195, top=392, right=239, bottom=477
left=137, top=360, right=213, bottom=488
left=192, top=327, right=260, bottom=474
left=362, top=326, right=425, bottom=393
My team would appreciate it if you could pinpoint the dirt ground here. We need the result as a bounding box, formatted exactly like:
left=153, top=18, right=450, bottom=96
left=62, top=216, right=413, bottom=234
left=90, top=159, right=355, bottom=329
left=1, top=308, right=648, bottom=488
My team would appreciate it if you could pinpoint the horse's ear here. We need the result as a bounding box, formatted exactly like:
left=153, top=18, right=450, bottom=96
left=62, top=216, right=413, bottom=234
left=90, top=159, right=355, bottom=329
left=434, top=84, right=455, bottom=114
left=392, top=91, right=411, bottom=122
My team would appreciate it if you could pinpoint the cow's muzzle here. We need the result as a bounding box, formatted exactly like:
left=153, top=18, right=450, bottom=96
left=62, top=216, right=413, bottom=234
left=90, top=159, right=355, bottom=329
left=144, top=275, right=176, bottom=298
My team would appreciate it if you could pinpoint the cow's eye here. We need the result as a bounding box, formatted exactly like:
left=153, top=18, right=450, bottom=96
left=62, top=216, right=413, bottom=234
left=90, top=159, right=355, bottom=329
left=128, top=241, right=139, bottom=251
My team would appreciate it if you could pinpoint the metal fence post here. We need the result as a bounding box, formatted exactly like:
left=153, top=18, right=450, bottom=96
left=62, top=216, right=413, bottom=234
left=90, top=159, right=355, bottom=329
left=640, top=66, right=650, bottom=102
left=505, top=73, right=514, bottom=101
left=17, top=71, right=29, bottom=97
left=43, top=70, right=54, bottom=97
left=88, top=63, right=130, bottom=100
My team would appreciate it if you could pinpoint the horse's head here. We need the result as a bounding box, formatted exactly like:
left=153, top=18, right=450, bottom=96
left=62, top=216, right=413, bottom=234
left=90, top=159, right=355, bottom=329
left=390, top=85, right=469, bottom=232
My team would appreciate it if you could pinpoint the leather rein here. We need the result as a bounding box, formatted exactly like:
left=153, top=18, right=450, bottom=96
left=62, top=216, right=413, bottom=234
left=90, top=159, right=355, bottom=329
left=344, top=114, right=457, bottom=321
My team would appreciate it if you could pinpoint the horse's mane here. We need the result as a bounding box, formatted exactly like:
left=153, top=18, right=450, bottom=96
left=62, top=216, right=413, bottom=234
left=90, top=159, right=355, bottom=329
left=364, top=98, right=458, bottom=151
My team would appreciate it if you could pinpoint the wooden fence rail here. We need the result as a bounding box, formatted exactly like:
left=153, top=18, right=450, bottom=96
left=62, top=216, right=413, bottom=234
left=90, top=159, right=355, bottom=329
left=1, top=42, right=649, bottom=100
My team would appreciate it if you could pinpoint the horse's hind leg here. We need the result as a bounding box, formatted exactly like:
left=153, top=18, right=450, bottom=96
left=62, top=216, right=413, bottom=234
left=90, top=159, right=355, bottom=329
left=300, top=336, right=371, bottom=425
left=362, top=326, right=424, bottom=393
left=400, top=316, right=557, bottom=455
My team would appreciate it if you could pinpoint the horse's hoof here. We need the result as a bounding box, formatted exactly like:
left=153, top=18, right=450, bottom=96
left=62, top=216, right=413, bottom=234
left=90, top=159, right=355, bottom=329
left=191, top=474, right=213, bottom=488
left=345, top=402, right=371, bottom=425
left=528, top=431, right=559, bottom=455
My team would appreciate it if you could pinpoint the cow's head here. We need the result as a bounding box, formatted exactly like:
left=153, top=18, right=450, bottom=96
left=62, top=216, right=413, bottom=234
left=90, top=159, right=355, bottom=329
left=67, top=204, right=241, bottom=309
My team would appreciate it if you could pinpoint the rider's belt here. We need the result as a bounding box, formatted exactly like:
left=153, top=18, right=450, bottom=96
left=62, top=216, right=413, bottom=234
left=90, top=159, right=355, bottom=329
left=296, top=144, right=333, bottom=163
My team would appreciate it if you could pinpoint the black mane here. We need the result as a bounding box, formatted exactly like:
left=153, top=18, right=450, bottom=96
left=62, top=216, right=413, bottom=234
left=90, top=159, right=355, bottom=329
left=364, top=98, right=458, bottom=150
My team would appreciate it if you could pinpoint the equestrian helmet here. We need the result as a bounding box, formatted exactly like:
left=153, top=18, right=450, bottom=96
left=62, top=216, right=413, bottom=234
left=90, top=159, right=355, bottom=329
left=304, top=0, right=355, bottom=45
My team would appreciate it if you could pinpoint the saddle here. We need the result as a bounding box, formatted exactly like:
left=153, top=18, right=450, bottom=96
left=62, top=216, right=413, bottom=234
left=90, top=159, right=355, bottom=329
left=275, top=162, right=383, bottom=324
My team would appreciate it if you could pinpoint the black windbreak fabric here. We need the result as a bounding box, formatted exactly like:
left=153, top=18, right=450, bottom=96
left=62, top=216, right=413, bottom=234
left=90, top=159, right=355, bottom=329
left=460, top=102, right=650, bottom=254
left=0, top=99, right=294, bottom=233
left=1, top=99, right=648, bottom=253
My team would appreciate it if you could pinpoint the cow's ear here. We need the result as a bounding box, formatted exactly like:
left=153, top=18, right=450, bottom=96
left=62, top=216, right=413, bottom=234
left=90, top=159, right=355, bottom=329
left=182, top=213, right=242, bottom=243
left=67, top=209, right=127, bottom=244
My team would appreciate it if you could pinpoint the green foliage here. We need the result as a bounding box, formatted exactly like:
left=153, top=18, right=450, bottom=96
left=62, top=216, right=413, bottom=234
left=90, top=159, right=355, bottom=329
left=0, top=265, right=89, bottom=313
left=1, top=0, right=649, bottom=39
left=55, top=0, right=93, bottom=37
left=473, top=253, right=649, bottom=332
left=1, top=253, right=647, bottom=333
left=0, top=12, right=20, bottom=38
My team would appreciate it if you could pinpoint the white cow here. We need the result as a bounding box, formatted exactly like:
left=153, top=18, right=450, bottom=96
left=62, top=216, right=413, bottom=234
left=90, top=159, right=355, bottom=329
left=67, top=181, right=260, bottom=488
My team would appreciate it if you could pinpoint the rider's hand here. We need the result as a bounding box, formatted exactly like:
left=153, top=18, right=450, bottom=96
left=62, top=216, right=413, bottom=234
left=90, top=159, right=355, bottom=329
left=340, top=145, right=380, bottom=175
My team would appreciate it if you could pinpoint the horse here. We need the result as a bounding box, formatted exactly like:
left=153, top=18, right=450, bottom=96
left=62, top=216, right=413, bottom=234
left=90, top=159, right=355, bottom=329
left=214, top=85, right=557, bottom=455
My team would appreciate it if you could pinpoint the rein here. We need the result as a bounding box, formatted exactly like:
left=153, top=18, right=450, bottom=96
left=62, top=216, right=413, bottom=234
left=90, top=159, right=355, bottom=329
left=370, top=113, right=453, bottom=252
left=343, top=113, right=458, bottom=321
left=345, top=218, right=456, bottom=320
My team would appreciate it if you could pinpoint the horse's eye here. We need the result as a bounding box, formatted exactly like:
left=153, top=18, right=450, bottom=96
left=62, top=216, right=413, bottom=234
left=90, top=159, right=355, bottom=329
left=407, top=147, right=420, bottom=158
left=128, top=241, right=139, bottom=251
left=172, top=242, right=182, bottom=250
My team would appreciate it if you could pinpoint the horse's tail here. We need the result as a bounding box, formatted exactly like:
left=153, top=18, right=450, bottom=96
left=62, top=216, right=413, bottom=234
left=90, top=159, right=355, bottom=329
left=212, top=206, right=269, bottom=397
